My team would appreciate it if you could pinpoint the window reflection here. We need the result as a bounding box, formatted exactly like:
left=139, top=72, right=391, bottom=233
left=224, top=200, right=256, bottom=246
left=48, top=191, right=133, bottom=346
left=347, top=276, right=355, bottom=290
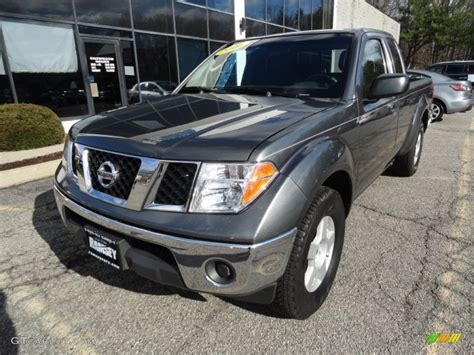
left=121, top=41, right=139, bottom=104
left=174, top=2, right=208, bottom=38
left=246, top=19, right=265, bottom=37
left=312, top=0, right=323, bottom=29
left=266, top=24, right=284, bottom=35
left=2, top=20, right=87, bottom=116
left=245, top=0, right=265, bottom=20
left=0, top=0, right=73, bottom=20
left=210, top=41, right=225, bottom=53
left=135, top=33, right=178, bottom=98
left=78, top=25, right=132, bottom=38
left=267, top=0, right=284, bottom=25
left=177, top=38, right=207, bottom=80
left=178, top=0, right=206, bottom=6
left=209, top=10, right=234, bottom=41
left=132, top=0, right=173, bottom=33
left=285, top=0, right=298, bottom=28
left=74, top=0, right=131, bottom=27
left=208, top=0, right=234, bottom=13
left=299, top=0, right=312, bottom=30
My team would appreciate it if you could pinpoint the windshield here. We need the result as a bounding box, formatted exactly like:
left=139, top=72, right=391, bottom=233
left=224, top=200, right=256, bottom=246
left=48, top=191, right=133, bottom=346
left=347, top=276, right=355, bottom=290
left=181, top=34, right=353, bottom=99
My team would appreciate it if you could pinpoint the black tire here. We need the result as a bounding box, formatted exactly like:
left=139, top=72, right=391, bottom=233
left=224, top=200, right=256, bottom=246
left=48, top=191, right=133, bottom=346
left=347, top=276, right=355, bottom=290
left=272, top=186, right=345, bottom=319
left=391, top=124, right=424, bottom=177
left=431, top=100, right=444, bottom=121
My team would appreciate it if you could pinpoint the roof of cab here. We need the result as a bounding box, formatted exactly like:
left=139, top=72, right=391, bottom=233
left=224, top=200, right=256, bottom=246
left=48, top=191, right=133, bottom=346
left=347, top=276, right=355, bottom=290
left=241, top=28, right=395, bottom=42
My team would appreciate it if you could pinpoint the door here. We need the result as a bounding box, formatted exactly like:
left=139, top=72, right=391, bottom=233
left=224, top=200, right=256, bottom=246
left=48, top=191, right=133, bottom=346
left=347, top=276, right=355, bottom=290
left=82, top=38, right=127, bottom=113
left=354, top=37, right=399, bottom=193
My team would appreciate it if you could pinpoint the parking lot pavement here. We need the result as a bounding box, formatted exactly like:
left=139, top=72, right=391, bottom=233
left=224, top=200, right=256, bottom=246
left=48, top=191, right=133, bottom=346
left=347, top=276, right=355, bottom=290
left=0, top=112, right=472, bottom=354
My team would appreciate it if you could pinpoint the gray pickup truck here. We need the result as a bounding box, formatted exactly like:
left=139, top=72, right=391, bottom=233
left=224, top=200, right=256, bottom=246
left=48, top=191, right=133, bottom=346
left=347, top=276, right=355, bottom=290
left=54, top=29, right=432, bottom=319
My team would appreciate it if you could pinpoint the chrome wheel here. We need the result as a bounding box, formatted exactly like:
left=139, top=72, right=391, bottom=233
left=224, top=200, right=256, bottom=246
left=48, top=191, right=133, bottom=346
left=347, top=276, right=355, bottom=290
left=431, top=103, right=441, bottom=121
left=414, top=131, right=422, bottom=165
left=304, top=216, right=335, bottom=292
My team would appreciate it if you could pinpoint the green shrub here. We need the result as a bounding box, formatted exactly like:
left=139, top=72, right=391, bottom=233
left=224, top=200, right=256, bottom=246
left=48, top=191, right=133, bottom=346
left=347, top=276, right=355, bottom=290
left=0, top=104, right=64, bottom=151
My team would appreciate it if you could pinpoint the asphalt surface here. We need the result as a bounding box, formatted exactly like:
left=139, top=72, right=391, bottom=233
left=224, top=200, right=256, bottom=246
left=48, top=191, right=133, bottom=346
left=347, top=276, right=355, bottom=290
left=0, top=111, right=472, bottom=353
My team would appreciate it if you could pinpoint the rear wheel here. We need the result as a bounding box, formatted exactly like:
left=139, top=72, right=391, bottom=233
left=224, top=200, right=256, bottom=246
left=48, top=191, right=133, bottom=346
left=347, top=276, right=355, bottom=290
left=431, top=100, right=444, bottom=121
left=391, top=124, right=424, bottom=177
left=272, top=186, right=345, bottom=319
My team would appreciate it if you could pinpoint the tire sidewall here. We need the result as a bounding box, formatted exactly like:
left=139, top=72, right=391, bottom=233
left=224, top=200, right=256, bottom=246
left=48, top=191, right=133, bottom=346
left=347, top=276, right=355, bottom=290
left=294, top=189, right=345, bottom=317
left=409, top=125, right=424, bottom=174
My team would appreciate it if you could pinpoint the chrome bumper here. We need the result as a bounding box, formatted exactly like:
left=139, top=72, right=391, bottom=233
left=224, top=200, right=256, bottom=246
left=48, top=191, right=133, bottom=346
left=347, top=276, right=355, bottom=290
left=54, top=185, right=296, bottom=296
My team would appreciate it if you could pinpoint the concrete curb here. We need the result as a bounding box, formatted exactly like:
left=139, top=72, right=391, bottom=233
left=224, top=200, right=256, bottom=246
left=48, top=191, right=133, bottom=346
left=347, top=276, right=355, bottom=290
left=0, top=159, right=60, bottom=189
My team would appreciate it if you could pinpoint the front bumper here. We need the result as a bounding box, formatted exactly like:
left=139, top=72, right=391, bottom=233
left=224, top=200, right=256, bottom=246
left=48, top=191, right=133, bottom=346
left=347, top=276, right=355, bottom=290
left=54, top=185, right=296, bottom=297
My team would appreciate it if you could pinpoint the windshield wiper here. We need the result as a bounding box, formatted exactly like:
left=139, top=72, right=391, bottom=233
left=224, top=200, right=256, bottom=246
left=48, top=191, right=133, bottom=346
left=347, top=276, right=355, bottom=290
left=223, top=86, right=309, bottom=99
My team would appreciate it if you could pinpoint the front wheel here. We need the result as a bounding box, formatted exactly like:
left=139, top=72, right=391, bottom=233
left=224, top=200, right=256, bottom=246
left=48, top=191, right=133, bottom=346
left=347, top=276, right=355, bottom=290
left=272, top=186, right=345, bottom=319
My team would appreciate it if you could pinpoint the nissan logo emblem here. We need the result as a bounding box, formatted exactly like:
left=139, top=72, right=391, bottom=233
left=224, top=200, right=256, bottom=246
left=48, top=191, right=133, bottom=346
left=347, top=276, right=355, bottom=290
left=97, top=161, right=120, bottom=189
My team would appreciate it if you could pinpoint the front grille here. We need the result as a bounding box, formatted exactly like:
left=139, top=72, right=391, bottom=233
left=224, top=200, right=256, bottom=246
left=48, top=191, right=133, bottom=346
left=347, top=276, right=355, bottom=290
left=155, top=163, right=198, bottom=206
left=88, top=149, right=141, bottom=200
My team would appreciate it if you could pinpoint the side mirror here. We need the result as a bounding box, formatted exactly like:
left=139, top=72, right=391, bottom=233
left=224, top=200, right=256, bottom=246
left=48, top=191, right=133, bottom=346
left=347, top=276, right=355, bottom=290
left=369, top=74, right=409, bottom=99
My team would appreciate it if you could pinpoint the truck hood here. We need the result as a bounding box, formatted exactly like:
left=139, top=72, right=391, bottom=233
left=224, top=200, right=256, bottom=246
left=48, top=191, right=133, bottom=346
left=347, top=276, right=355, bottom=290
left=73, top=93, right=335, bottom=161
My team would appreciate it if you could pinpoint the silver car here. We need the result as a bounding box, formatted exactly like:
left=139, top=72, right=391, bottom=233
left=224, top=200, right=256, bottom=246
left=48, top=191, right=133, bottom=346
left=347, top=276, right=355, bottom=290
left=408, top=69, right=473, bottom=121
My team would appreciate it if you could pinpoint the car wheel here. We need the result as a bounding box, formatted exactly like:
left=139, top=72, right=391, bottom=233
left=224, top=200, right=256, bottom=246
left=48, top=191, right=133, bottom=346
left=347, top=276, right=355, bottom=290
left=430, top=101, right=444, bottom=121
left=272, top=186, right=345, bottom=319
left=391, top=124, right=424, bottom=177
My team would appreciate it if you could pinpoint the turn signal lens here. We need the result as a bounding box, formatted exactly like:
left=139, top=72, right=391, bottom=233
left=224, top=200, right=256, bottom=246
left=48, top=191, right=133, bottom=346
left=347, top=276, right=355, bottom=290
left=242, top=162, right=278, bottom=205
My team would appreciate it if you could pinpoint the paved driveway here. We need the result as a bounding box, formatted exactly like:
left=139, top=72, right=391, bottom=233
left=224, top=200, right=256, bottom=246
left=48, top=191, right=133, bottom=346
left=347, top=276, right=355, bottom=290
left=0, top=112, right=472, bottom=353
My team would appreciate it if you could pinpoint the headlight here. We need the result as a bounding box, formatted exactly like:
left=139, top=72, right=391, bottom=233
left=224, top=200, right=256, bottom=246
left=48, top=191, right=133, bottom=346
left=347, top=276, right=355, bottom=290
left=189, top=162, right=278, bottom=213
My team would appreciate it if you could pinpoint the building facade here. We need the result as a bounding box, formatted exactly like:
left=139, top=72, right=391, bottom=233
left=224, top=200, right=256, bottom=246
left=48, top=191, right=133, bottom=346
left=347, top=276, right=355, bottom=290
left=0, top=0, right=398, bottom=120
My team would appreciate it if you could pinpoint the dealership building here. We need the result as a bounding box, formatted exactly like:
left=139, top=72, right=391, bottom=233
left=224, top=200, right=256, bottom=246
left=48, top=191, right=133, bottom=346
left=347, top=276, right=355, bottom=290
left=0, top=0, right=399, bottom=124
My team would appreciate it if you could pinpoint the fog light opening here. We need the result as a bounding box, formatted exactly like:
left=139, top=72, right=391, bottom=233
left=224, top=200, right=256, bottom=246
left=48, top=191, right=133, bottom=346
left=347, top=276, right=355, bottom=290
left=205, top=260, right=235, bottom=285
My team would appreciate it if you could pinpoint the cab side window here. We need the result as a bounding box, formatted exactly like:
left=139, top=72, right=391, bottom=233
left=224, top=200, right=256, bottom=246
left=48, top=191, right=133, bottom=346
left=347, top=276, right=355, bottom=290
left=361, top=39, right=387, bottom=98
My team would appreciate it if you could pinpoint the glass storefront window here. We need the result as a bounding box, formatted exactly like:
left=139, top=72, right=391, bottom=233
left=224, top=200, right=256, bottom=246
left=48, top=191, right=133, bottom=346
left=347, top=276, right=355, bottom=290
left=266, top=24, right=284, bottom=35
left=135, top=33, right=178, bottom=89
left=177, top=38, right=207, bottom=81
left=209, top=10, right=234, bottom=41
left=174, top=2, right=208, bottom=38
left=1, top=20, right=87, bottom=116
left=312, top=0, right=323, bottom=29
left=121, top=41, right=139, bottom=104
left=285, top=0, right=298, bottom=29
left=78, top=25, right=132, bottom=38
left=0, top=53, right=13, bottom=104
left=179, top=0, right=206, bottom=5
left=208, top=0, right=234, bottom=13
left=245, top=0, right=265, bottom=21
left=210, top=41, right=225, bottom=53
left=246, top=19, right=265, bottom=37
left=132, top=0, right=173, bottom=34
left=267, top=0, right=284, bottom=25
left=74, top=0, right=131, bottom=27
left=299, top=0, right=312, bottom=30
left=0, top=0, right=74, bottom=21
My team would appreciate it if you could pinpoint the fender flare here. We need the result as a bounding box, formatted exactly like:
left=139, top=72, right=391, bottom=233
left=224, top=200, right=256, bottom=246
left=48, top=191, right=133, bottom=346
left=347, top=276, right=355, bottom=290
left=398, top=95, right=430, bottom=156
left=280, top=136, right=356, bottom=214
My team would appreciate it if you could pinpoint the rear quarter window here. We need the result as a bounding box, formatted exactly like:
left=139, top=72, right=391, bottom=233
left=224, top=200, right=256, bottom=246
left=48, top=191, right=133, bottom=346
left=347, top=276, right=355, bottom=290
left=445, top=64, right=466, bottom=75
